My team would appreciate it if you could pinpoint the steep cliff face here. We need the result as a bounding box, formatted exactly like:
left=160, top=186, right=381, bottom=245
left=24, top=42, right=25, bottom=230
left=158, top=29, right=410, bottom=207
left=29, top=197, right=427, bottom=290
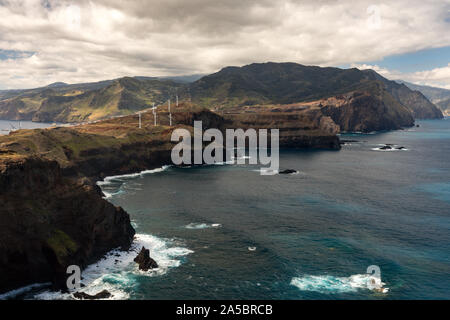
left=399, top=81, right=450, bottom=116
left=437, top=98, right=450, bottom=116
left=222, top=104, right=341, bottom=149
left=362, top=70, right=443, bottom=119
left=320, top=89, right=415, bottom=132
left=0, top=99, right=35, bottom=121
left=387, top=84, right=443, bottom=119
left=0, top=157, right=135, bottom=293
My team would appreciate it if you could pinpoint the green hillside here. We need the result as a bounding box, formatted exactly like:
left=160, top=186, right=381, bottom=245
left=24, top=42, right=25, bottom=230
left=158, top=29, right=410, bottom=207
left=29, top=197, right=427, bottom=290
left=190, top=62, right=442, bottom=119
left=0, top=62, right=443, bottom=123
left=0, top=77, right=184, bottom=123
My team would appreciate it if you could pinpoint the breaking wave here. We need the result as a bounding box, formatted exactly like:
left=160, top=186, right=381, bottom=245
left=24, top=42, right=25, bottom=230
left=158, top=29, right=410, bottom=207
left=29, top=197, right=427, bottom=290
left=32, top=234, right=193, bottom=300
left=97, top=165, right=171, bottom=198
left=0, top=283, right=51, bottom=300
left=371, top=144, right=409, bottom=152
left=184, top=223, right=222, bottom=230
left=290, top=274, right=389, bottom=294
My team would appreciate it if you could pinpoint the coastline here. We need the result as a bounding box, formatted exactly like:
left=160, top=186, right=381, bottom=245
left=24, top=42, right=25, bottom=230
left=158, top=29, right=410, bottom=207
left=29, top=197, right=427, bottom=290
left=0, top=164, right=187, bottom=300
left=0, top=104, right=421, bottom=297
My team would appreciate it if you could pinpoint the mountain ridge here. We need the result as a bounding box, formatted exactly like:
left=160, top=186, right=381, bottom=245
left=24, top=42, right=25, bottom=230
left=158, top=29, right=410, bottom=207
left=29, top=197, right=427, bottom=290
left=0, top=62, right=443, bottom=129
left=397, top=80, right=450, bottom=116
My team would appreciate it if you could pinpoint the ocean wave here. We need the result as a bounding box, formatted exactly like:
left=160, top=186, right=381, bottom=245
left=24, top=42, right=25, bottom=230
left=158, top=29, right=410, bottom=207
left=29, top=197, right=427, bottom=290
left=0, top=282, right=51, bottom=300
left=32, top=233, right=193, bottom=300
left=290, top=274, right=389, bottom=294
left=97, top=165, right=171, bottom=187
left=371, top=144, right=409, bottom=152
left=371, top=147, right=409, bottom=152
left=184, top=223, right=222, bottom=230
left=214, top=155, right=252, bottom=166
left=101, top=189, right=125, bottom=199
left=251, top=168, right=279, bottom=174
left=97, top=166, right=171, bottom=199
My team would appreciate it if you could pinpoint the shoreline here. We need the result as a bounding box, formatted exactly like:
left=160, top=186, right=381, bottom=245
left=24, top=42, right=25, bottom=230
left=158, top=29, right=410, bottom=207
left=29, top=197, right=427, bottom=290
left=0, top=106, right=429, bottom=296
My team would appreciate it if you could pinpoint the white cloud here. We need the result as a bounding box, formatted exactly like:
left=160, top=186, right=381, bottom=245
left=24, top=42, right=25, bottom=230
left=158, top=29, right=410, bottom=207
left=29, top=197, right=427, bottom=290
left=0, top=0, right=449, bottom=89
left=352, top=63, right=450, bottom=90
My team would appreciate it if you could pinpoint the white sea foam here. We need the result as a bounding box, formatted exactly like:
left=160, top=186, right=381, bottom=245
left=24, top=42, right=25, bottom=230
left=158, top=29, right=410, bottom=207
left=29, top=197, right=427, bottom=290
left=251, top=168, right=279, bottom=174
left=290, top=274, right=389, bottom=294
left=97, top=165, right=171, bottom=188
left=33, top=233, right=193, bottom=300
left=0, top=282, right=51, bottom=300
left=97, top=166, right=171, bottom=199
left=101, top=189, right=124, bottom=199
left=185, top=223, right=222, bottom=230
left=371, top=147, right=409, bottom=152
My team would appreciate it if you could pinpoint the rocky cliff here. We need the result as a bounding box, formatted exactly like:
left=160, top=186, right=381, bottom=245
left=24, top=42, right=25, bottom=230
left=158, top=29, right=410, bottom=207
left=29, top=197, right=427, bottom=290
left=363, top=70, right=443, bottom=119
left=0, top=103, right=341, bottom=294
left=0, top=157, right=134, bottom=293
left=320, top=88, right=415, bottom=132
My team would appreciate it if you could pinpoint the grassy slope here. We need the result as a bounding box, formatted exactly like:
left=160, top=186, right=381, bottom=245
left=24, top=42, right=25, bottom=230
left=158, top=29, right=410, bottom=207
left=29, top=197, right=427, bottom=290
left=0, top=62, right=439, bottom=124
left=0, top=77, right=184, bottom=123
left=190, top=63, right=376, bottom=107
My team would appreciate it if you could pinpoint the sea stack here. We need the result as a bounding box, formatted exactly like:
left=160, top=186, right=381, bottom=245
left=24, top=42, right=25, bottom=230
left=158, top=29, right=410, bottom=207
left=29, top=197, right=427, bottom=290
left=134, top=247, right=158, bottom=271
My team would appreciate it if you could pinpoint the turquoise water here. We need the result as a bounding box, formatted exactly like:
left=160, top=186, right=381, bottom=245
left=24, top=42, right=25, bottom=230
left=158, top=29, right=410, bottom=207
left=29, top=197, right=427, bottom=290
left=21, top=118, right=450, bottom=300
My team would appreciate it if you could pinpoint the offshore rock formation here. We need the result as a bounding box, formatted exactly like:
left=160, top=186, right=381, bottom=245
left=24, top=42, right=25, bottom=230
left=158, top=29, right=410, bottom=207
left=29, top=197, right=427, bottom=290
left=73, top=290, right=112, bottom=300
left=134, top=247, right=158, bottom=271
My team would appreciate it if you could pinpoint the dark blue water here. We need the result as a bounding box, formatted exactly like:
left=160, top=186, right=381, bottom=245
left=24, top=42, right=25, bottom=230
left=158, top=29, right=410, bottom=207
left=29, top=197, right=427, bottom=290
left=23, top=118, right=450, bottom=300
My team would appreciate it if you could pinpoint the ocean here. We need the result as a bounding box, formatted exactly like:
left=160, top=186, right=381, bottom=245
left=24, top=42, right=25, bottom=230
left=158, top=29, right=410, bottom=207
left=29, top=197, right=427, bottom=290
left=6, top=118, right=450, bottom=300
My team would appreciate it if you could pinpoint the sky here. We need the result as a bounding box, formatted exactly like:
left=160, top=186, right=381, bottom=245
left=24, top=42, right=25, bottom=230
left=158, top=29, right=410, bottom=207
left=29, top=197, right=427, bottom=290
left=0, top=0, right=449, bottom=90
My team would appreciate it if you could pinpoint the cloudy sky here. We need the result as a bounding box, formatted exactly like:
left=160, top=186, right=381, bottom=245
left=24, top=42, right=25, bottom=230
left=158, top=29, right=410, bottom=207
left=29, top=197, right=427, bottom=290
left=0, top=0, right=449, bottom=89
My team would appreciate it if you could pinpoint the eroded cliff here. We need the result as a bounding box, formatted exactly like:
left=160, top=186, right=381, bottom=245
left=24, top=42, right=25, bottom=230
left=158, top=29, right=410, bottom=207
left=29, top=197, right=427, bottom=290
left=0, top=103, right=341, bottom=294
left=0, top=157, right=134, bottom=292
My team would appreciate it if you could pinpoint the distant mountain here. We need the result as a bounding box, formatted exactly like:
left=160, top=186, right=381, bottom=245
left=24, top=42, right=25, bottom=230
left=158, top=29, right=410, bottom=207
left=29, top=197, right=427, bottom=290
left=0, top=63, right=443, bottom=127
left=362, top=71, right=443, bottom=119
left=135, top=74, right=204, bottom=83
left=398, top=81, right=450, bottom=102
left=46, top=82, right=68, bottom=88
left=190, top=62, right=442, bottom=119
left=160, top=74, right=205, bottom=83
left=397, top=81, right=450, bottom=116
left=0, top=77, right=184, bottom=123
left=436, top=99, right=450, bottom=116
left=191, top=63, right=370, bottom=106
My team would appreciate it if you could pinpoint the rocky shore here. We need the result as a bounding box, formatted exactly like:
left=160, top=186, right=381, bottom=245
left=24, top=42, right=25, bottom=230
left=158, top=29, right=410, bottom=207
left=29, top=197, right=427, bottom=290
left=0, top=103, right=341, bottom=295
left=0, top=157, right=134, bottom=293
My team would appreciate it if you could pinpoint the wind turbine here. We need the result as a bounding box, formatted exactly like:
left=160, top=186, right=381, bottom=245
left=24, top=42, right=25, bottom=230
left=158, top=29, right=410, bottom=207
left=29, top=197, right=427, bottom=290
left=168, top=99, right=172, bottom=126
left=152, top=103, right=157, bottom=126
left=138, top=111, right=142, bottom=129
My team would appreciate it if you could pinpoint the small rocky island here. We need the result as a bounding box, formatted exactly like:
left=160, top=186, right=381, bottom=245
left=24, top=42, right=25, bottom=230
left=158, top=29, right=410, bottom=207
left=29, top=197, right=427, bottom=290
left=134, top=247, right=158, bottom=271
